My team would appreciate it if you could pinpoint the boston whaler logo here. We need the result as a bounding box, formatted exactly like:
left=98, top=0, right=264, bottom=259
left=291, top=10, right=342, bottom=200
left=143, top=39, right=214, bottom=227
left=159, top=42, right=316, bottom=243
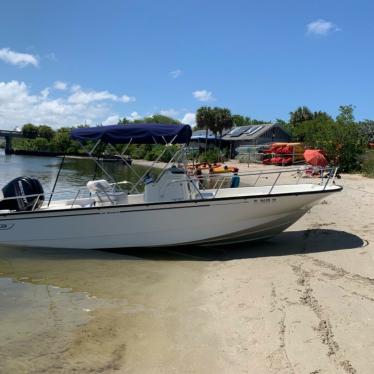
left=0, top=223, right=14, bottom=230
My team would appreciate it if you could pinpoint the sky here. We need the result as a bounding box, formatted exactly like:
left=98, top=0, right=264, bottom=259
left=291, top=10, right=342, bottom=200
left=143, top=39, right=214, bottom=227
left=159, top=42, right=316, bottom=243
left=0, top=0, right=374, bottom=129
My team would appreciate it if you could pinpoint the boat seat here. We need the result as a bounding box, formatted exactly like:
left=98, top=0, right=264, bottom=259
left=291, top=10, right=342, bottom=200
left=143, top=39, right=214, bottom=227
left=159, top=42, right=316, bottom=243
left=86, top=180, right=128, bottom=206
left=87, top=179, right=112, bottom=193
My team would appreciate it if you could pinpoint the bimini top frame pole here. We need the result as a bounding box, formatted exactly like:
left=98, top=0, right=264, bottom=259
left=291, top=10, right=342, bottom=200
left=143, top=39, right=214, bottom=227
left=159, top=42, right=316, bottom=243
left=70, top=123, right=192, bottom=193
left=78, top=139, right=121, bottom=186
left=129, top=134, right=181, bottom=193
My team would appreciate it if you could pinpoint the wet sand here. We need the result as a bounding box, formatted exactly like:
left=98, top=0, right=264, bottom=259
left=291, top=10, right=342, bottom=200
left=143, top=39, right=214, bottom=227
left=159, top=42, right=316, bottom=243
left=1, top=170, right=374, bottom=373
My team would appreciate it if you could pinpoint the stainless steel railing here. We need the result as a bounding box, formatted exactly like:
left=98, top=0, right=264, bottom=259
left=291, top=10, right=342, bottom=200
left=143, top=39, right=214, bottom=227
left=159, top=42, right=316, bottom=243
left=0, top=166, right=339, bottom=212
left=159, top=166, right=339, bottom=200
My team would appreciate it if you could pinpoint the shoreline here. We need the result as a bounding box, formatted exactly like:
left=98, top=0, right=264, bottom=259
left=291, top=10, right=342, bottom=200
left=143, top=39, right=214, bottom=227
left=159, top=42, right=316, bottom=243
left=1, top=155, right=374, bottom=372
left=132, top=159, right=167, bottom=169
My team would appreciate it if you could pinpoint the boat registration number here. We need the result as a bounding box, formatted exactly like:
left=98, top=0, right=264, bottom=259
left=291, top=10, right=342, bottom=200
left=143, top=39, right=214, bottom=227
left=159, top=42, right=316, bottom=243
left=253, top=198, right=277, bottom=204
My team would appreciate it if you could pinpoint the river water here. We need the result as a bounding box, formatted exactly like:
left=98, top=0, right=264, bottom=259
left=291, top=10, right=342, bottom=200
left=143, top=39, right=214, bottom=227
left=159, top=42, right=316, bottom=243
left=0, top=150, right=220, bottom=373
left=0, top=150, right=157, bottom=199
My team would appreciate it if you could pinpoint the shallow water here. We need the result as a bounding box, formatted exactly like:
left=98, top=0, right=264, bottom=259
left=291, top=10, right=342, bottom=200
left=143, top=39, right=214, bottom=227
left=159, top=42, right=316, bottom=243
left=0, top=242, right=213, bottom=372
left=0, top=151, right=217, bottom=372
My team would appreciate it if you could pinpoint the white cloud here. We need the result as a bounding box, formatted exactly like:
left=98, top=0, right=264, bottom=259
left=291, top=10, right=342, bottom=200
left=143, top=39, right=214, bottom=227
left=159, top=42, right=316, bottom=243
left=0, top=47, right=39, bottom=67
left=68, top=87, right=135, bottom=104
left=126, top=112, right=142, bottom=121
left=306, top=19, right=341, bottom=36
left=193, top=89, right=215, bottom=102
left=181, top=112, right=196, bottom=126
left=40, top=88, right=50, bottom=99
left=119, top=95, right=135, bottom=103
left=169, top=69, right=182, bottom=79
left=102, top=115, right=120, bottom=125
left=160, top=108, right=179, bottom=118
left=0, top=80, right=134, bottom=128
left=53, top=81, right=68, bottom=91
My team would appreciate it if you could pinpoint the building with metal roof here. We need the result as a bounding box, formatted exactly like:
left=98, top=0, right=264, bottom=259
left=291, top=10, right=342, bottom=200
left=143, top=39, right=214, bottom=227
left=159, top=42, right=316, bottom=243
left=189, top=124, right=291, bottom=157
left=221, top=123, right=290, bottom=146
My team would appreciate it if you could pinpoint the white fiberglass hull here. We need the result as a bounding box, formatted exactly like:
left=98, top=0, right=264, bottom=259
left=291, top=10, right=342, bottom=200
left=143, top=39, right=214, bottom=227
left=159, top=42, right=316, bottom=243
left=0, top=184, right=342, bottom=249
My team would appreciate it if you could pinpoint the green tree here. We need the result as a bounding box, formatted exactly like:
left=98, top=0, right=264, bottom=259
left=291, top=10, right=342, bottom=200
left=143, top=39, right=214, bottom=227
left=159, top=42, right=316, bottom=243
left=313, top=111, right=332, bottom=121
left=232, top=114, right=268, bottom=126
left=232, top=114, right=251, bottom=127
left=50, top=128, right=80, bottom=154
left=32, top=137, right=50, bottom=151
left=37, top=125, right=55, bottom=140
left=22, top=123, right=38, bottom=139
left=289, top=106, right=314, bottom=127
left=293, top=112, right=335, bottom=143
left=275, top=119, right=287, bottom=127
left=143, top=114, right=181, bottom=124
left=336, top=105, right=355, bottom=125
left=251, top=119, right=269, bottom=125
left=359, top=120, right=374, bottom=141
left=118, top=117, right=130, bottom=125
left=212, top=107, right=233, bottom=138
left=294, top=106, right=365, bottom=172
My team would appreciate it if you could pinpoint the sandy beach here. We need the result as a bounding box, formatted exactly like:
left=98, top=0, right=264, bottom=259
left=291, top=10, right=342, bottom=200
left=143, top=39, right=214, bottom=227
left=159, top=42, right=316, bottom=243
left=0, top=163, right=373, bottom=373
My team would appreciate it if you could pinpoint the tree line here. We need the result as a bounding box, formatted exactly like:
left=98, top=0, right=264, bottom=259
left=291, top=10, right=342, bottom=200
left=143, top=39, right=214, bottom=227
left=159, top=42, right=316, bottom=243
left=285, top=105, right=374, bottom=173
left=11, top=115, right=184, bottom=161
left=7, top=104, right=374, bottom=175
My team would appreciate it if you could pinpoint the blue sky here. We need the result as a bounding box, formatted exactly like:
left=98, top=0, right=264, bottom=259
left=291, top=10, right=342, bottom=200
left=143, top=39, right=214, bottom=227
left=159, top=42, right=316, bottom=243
left=0, top=0, right=373, bottom=129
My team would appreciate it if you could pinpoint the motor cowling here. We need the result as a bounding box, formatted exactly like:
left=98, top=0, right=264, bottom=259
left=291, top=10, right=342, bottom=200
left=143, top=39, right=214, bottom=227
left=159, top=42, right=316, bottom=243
left=0, top=177, right=44, bottom=212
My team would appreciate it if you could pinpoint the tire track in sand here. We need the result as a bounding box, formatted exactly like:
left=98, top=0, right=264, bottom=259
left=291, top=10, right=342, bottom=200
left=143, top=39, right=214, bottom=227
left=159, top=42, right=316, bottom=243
left=267, top=283, right=296, bottom=374
left=292, top=264, right=357, bottom=374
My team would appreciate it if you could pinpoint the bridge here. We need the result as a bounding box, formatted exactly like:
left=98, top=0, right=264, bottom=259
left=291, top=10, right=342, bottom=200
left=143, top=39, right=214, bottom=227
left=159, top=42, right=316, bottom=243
left=0, top=130, right=24, bottom=154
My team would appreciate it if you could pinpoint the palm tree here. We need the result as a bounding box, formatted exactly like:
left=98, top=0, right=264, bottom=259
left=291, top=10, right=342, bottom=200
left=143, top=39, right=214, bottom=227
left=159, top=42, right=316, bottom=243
left=196, top=106, right=215, bottom=154
left=212, top=107, right=233, bottom=138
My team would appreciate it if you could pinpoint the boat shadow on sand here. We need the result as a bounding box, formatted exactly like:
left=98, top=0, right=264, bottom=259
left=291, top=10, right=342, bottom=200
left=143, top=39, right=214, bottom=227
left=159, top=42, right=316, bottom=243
left=0, top=229, right=365, bottom=262
left=105, top=228, right=366, bottom=261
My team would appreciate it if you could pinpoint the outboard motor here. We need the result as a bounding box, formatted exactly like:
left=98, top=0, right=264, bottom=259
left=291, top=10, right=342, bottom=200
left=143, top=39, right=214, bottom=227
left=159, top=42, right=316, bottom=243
left=0, top=177, right=44, bottom=212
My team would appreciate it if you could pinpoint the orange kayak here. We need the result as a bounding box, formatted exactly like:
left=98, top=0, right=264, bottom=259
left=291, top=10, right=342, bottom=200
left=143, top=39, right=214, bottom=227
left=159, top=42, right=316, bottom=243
left=187, top=162, right=222, bottom=170
left=212, top=165, right=239, bottom=174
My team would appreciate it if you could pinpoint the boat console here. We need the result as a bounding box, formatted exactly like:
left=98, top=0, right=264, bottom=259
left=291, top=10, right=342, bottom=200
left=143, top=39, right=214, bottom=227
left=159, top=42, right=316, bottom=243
left=144, top=166, right=191, bottom=203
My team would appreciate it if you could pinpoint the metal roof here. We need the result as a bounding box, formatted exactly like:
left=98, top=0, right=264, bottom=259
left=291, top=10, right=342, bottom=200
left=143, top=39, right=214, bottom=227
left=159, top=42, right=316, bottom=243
left=190, top=128, right=231, bottom=140
left=222, top=123, right=280, bottom=141
left=191, top=124, right=289, bottom=142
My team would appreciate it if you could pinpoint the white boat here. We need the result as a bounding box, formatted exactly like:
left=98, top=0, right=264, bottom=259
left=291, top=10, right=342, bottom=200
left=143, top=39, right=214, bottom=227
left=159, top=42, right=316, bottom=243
left=0, top=124, right=342, bottom=249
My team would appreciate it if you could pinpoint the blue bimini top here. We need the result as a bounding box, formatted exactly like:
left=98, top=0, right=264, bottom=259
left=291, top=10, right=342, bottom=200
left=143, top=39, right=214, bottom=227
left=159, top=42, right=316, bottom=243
left=70, top=123, right=192, bottom=144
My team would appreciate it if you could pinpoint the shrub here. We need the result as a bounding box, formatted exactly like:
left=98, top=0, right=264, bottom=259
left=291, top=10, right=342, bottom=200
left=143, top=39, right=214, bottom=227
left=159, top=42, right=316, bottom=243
left=127, top=144, right=150, bottom=159
left=38, top=125, right=55, bottom=140
left=292, top=111, right=366, bottom=172
left=361, top=150, right=374, bottom=178
left=198, top=147, right=226, bottom=164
